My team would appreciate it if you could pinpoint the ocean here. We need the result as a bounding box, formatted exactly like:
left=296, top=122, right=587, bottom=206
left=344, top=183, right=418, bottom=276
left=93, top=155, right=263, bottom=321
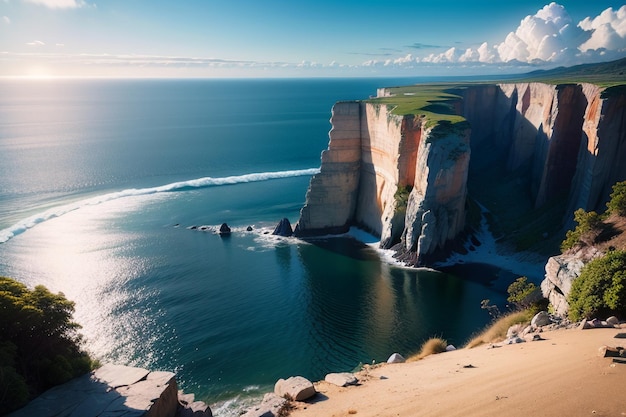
left=0, top=78, right=509, bottom=415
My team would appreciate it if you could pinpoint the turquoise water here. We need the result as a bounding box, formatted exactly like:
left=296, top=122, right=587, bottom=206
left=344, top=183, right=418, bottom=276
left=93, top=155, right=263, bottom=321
left=0, top=78, right=507, bottom=414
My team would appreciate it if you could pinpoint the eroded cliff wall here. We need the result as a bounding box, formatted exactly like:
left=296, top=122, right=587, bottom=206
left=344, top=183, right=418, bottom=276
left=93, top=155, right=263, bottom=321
left=296, top=82, right=626, bottom=266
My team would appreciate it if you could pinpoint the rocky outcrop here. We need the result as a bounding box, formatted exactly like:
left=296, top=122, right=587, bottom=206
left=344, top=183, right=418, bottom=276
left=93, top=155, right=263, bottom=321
left=295, top=82, right=626, bottom=265
left=272, top=218, right=293, bottom=237
left=8, top=364, right=209, bottom=417
left=541, top=246, right=604, bottom=317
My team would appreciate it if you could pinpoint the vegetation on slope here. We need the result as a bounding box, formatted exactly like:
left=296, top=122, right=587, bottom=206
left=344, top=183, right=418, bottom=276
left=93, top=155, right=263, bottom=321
left=366, top=83, right=467, bottom=129
left=0, top=277, right=94, bottom=414
left=558, top=181, right=626, bottom=322
left=520, top=56, right=626, bottom=87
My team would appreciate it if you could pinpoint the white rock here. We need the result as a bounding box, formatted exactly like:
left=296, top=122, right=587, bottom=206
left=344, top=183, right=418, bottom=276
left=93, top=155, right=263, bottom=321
left=386, top=353, right=406, bottom=363
left=445, top=345, right=456, bottom=351
left=242, top=393, right=287, bottom=417
left=607, top=316, right=620, bottom=326
left=274, top=376, right=316, bottom=401
left=324, top=372, right=358, bottom=387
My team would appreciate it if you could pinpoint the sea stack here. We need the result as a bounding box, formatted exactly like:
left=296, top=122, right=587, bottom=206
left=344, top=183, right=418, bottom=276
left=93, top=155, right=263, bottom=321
left=219, top=223, right=231, bottom=236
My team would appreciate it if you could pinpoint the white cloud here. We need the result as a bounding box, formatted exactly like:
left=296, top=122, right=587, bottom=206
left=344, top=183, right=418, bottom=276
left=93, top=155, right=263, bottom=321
left=579, top=6, right=626, bottom=51
left=26, top=40, right=45, bottom=46
left=22, top=0, right=86, bottom=9
left=2, top=15, right=10, bottom=24
left=376, top=3, right=626, bottom=70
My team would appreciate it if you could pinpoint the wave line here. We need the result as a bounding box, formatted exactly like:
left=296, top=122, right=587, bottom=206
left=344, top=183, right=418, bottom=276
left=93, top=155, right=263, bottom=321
left=0, top=168, right=319, bottom=244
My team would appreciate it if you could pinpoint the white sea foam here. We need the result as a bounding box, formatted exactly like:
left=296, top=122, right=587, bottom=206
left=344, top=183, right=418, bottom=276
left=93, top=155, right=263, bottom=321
left=0, top=168, right=320, bottom=244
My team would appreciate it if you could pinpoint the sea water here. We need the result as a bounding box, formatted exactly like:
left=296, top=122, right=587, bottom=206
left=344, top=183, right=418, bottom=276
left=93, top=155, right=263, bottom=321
left=0, top=78, right=508, bottom=415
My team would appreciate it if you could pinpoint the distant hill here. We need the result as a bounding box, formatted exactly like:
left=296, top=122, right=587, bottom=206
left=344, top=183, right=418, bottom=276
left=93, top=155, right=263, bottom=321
left=519, top=56, right=626, bottom=86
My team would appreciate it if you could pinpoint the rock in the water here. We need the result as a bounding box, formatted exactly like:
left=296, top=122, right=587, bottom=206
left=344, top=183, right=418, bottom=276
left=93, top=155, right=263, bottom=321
left=274, top=376, right=315, bottom=401
left=531, top=311, right=551, bottom=327
left=246, top=226, right=253, bottom=231
left=324, top=373, right=358, bottom=387
left=272, top=218, right=293, bottom=237
left=387, top=353, right=406, bottom=363
left=219, top=223, right=231, bottom=235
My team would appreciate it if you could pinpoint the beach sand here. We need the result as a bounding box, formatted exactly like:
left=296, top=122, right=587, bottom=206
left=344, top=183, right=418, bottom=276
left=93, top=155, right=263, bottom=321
left=288, top=327, right=626, bottom=417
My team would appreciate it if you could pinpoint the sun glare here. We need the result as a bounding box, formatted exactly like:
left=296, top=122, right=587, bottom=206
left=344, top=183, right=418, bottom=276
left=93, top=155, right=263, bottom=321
left=23, top=66, right=54, bottom=79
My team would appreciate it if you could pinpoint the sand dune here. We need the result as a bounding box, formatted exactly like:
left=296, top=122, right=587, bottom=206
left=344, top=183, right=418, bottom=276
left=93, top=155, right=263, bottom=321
left=288, top=327, right=626, bottom=417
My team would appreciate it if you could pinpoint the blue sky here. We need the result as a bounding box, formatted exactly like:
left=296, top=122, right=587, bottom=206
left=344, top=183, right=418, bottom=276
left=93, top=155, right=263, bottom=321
left=1, top=0, right=625, bottom=78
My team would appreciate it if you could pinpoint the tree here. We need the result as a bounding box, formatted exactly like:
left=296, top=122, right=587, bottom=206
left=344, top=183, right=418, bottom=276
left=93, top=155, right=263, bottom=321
left=0, top=277, right=93, bottom=414
left=507, top=277, right=537, bottom=309
left=567, top=250, right=626, bottom=321
left=607, top=180, right=626, bottom=217
left=561, top=209, right=603, bottom=252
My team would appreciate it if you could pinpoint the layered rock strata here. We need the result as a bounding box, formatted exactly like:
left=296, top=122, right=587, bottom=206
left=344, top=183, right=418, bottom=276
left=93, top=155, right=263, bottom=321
left=295, top=83, right=626, bottom=265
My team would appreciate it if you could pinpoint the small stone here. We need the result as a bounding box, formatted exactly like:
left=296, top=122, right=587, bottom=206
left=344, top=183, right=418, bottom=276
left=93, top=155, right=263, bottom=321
left=598, top=345, right=621, bottom=358
left=445, top=344, right=456, bottom=352
left=386, top=353, right=406, bottom=364
left=505, top=337, right=525, bottom=344
left=325, top=372, right=358, bottom=387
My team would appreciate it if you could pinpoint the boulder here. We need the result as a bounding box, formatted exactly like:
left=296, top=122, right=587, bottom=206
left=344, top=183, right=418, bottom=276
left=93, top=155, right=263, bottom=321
left=246, top=226, right=253, bottom=231
left=219, top=223, right=231, bottom=235
left=445, top=345, right=456, bottom=352
left=274, top=376, right=316, bottom=401
left=272, top=218, right=293, bottom=237
left=607, top=316, right=620, bottom=326
left=242, top=393, right=288, bottom=417
left=531, top=311, right=552, bottom=327
left=324, top=373, right=358, bottom=387
left=386, top=353, right=406, bottom=364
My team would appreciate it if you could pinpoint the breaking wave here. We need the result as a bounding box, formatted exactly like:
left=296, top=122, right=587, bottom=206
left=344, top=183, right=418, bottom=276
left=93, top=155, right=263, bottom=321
left=0, top=168, right=320, bottom=244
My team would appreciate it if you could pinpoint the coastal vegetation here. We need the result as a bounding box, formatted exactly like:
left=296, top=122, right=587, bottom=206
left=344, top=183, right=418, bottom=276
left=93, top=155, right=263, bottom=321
left=567, top=250, right=626, bottom=321
left=0, top=277, right=94, bottom=414
left=558, top=180, right=626, bottom=321
left=464, top=310, right=533, bottom=349
left=407, top=338, right=448, bottom=361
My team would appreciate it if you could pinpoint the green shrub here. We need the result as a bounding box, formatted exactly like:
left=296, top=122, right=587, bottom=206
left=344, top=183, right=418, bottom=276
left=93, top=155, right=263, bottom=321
left=394, top=185, right=413, bottom=211
left=607, top=181, right=626, bottom=216
left=507, top=277, right=536, bottom=308
left=561, top=208, right=603, bottom=252
left=0, top=277, right=94, bottom=413
left=567, top=250, right=626, bottom=321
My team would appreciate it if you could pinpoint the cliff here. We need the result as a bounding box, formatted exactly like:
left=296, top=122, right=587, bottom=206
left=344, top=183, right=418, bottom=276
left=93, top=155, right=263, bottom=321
left=295, top=82, right=626, bottom=265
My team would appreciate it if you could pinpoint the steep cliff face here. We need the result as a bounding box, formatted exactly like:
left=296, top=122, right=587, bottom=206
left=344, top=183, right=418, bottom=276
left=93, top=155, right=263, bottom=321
left=296, top=82, right=626, bottom=265
left=295, top=99, right=470, bottom=264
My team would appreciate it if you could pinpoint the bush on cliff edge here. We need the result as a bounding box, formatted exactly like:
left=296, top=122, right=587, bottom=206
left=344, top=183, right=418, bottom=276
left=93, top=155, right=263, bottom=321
left=0, top=277, right=94, bottom=414
left=567, top=250, right=626, bottom=321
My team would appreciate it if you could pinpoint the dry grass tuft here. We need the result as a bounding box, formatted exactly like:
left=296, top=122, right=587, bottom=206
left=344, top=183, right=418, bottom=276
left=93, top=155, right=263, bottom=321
left=465, top=310, right=533, bottom=348
left=408, top=337, right=448, bottom=361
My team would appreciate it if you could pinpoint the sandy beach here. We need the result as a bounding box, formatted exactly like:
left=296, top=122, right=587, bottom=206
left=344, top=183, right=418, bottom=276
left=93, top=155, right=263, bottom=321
left=288, top=327, right=626, bottom=417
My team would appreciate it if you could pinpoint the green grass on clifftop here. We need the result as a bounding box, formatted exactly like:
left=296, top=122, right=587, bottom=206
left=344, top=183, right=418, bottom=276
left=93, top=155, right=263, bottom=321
left=366, top=84, right=467, bottom=129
